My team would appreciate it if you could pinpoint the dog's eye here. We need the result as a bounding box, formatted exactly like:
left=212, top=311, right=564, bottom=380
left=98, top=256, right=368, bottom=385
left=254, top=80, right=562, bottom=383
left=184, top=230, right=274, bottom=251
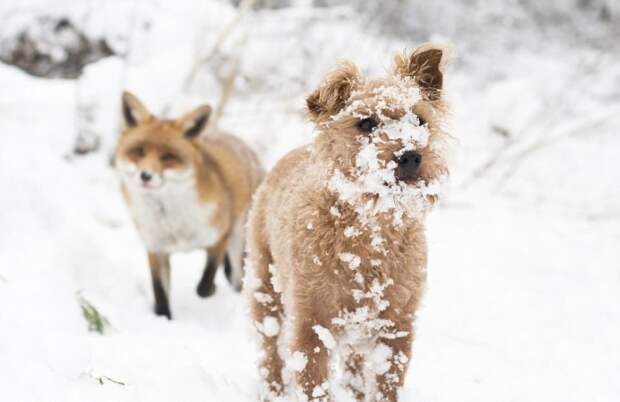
left=357, top=117, right=378, bottom=133
left=161, top=153, right=177, bottom=163
left=129, top=146, right=144, bottom=158
left=418, top=116, right=427, bottom=126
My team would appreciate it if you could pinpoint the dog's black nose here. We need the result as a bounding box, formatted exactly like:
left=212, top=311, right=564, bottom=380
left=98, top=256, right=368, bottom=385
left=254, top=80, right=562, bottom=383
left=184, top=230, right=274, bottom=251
left=395, top=150, right=422, bottom=181
left=140, top=171, right=152, bottom=182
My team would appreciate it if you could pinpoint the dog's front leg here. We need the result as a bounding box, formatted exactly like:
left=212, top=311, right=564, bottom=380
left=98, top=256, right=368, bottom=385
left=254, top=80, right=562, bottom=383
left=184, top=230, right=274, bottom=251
left=372, top=315, right=414, bottom=402
left=340, top=345, right=366, bottom=401
left=251, top=256, right=285, bottom=400
left=291, top=307, right=332, bottom=401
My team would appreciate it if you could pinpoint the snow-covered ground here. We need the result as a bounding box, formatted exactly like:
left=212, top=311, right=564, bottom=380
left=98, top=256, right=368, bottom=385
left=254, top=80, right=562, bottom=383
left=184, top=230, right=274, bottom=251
left=1, top=1, right=619, bottom=401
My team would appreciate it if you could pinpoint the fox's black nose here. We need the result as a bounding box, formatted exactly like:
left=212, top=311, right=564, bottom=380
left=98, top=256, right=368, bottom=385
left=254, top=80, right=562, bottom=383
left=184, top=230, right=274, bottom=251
left=140, top=171, right=152, bottom=182
left=395, top=150, right=422, bottom=181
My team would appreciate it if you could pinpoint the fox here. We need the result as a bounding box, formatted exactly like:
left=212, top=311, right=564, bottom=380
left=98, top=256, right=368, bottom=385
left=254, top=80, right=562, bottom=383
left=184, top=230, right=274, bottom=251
left=115, top=91, right=263, bottom=319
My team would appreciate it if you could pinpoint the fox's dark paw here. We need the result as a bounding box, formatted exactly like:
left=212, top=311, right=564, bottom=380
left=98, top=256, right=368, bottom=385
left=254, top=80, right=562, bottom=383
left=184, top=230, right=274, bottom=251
left=154, top=303, right=172, bottom=320
left=197, top=282, right=216, bottom=298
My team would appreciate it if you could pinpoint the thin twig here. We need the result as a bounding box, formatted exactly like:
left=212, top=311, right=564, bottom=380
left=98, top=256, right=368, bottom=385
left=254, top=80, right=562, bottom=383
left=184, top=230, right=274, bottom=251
left=460, top=52, right=608, bottom=190
left=494, top=106, right=620, bottom=187
left=97, top=375, right=126, bottom=386
left=458, top=137, right=514, bottom=189
left=161, top=0, right=255, bottom=126
left=83, top=369, right=126, bottom=386
left=207, top=56, right=240, bottom=131
left=181, top=0, right=256, bottom=92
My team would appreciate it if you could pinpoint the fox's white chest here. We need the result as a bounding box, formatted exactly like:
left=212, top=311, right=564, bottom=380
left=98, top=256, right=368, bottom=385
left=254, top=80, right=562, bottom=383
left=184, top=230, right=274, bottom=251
left=126, top=181, right=220, bottom=254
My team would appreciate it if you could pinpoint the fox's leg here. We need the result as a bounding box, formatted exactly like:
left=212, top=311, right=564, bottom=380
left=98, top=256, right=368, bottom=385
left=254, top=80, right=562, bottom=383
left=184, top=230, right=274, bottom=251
left=247, top=246, right=285, bottom=399
left=197, top=236, right=228, bottom=298
left=223, top=254, right=233, bottom=284
left=340, top=346, right=366, bottom=401
left=148, top=252, right=171, bottom=319
left=225, top=217, right=246, bottom=292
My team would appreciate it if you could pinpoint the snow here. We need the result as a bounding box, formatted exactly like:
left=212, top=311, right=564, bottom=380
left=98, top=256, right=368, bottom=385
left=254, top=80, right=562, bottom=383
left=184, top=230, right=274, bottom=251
left=338, top=252, right=361, bottom=270
left=268, top=263, right=283, bottom=294
left=343, top=226, right=361, bottom=238
left=368, top=343, right=393, bottom=375
left=254, top=291, right=274, bottom=305
left=289, top=351, right=308, bottom=372
left=1, top=1, right=620, bottom=402
left=312, top=325, right=336, bottom=349
left=260, top=316, right=280, bottom=337
left=312, top=382, right=329, bottom=397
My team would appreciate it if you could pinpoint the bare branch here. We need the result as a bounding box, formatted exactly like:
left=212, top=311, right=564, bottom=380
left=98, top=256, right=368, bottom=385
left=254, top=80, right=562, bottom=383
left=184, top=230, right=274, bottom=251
left=459, top=52, right=609, bottom=190
left=494, top=105, right=620, bottom=187
left=181, top=0, right=256, bottom=92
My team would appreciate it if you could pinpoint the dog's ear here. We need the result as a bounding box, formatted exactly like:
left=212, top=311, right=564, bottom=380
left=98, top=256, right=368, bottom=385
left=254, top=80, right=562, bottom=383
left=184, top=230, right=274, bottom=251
left=177, top=105, right=211, bottom=139
left=306, top=61, right=360, bottom=122
left=393, top=43, right=451, bottom=101
left=121, top=91, right=152, bottom=128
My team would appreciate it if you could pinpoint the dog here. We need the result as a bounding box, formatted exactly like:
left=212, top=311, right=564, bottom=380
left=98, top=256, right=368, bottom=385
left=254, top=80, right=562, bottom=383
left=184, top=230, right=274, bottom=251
left=245, top=43, right=451, bottom=401
left=116, top=92, right=263, bottom=319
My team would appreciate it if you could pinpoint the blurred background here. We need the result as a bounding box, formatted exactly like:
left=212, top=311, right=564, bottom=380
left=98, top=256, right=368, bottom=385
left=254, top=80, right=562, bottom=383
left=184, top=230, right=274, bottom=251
left=0, top=1, right=618, bottom=401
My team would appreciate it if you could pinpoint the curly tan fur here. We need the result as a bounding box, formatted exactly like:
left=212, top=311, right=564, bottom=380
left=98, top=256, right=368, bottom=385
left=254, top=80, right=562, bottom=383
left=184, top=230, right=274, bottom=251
left=306, top=61, right=361, bottom=123
left=246, top=43, right=451, bottom=402
left=393, top=43, right=451, bottom=101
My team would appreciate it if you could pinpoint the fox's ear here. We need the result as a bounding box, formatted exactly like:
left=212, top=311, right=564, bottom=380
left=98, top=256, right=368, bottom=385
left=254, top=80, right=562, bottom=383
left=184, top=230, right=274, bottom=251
left=393, top=43, right=452, bottom=101
left=306, top=61, right=360, bottom=123
left=122, top=91, right=152, bottom=127
left=177, top=105, right=211, bottom=139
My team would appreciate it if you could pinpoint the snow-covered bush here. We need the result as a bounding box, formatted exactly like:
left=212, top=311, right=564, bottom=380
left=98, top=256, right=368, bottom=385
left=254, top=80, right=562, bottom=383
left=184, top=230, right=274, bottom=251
left=0, top=15, right=114, bottom=78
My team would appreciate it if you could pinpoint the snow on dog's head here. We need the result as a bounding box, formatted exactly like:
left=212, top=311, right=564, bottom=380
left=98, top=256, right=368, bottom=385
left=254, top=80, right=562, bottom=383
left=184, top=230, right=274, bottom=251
left=307, top=43, right=452, bottom=225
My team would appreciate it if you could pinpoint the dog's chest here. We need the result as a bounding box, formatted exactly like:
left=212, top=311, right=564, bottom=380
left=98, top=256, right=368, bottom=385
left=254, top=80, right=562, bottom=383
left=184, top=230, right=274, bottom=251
left=127, top=183, right=220, bottom=253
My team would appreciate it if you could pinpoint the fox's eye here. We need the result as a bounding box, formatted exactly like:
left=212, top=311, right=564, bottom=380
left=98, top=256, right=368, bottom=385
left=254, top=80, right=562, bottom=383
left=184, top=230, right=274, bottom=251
left=130, top=146, right=144, bottom=158
left=357, top=117, right=378, bottom=133
left=418, top=116, right=427, bottom=126
left=161, top=153, right=177, bottom=163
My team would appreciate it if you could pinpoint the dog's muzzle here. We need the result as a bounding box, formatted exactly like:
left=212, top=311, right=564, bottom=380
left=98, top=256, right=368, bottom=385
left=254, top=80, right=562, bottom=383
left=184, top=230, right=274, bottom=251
left=394, top=150, right=422, bottom=182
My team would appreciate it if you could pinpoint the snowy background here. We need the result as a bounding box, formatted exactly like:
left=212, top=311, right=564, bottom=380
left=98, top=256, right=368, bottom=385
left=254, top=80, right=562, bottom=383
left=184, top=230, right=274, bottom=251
left=1, top=0, right=619, bottom=401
